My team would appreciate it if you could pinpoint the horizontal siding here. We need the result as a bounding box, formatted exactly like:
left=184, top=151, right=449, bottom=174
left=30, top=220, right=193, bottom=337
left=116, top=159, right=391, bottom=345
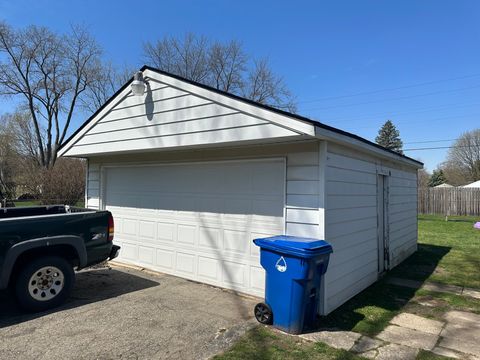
left=324, top=150, right=380, bottom=313
left=327, top=271, right=378, bottom=312
left=287, top=180, right=319, bottom=195
left=79, top=113, right=267, bottom=145
left=92, top=104, right=236, bottom=133
left=286, top=208, right=319, bottom=224
left=324, top=145, right=419, bottom=314
left=86, top=164, right=100, bottom=209
left=67, top=124, right=298, bottom=156
left=388, top=159, right=418, bottom=267
left=66, top=82, right=302, bottom=156
left=285, top=145, right=321, bottom=237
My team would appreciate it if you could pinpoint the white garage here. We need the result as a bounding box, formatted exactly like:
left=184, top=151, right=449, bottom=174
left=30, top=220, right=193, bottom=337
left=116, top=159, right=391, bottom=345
left=59, top=66, right=422, bottom=314
left=104, top=160, right=284, bottom=296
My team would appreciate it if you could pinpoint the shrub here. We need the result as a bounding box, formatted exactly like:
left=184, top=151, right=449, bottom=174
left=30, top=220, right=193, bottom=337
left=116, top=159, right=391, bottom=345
left=39, top=159, right=86, bottom=205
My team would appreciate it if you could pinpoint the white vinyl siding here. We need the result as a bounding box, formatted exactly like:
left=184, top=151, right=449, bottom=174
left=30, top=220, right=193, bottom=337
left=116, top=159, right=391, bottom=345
left=86, top=163, right=100, bottom=209
left=64, top=79, right=301, bottom=156
left=324, top=143, right=418, bottom=314
left=388, top=168, right=418, bottom=267
left=285, top=149, right=321, bottom=238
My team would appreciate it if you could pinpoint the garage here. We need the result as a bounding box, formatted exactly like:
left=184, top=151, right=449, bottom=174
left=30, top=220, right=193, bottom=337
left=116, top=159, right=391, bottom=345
left=59, top=65, right=422, bottom=314
left=105, top=159, right=285, bottom=296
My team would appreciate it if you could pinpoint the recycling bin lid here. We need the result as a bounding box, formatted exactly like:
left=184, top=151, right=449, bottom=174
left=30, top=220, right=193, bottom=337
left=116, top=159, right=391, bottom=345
left=253, top=235, right=332, bottom=258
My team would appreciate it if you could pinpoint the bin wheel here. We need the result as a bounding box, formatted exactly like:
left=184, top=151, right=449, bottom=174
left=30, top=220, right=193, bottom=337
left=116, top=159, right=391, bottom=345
left=254, top=303, right=273, bottom=325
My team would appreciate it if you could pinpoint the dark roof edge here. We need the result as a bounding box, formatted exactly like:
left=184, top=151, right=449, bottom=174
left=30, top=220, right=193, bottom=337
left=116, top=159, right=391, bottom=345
left=142, top=66, right=422, bottom=167
left=60, top=65, right=423, bottom=167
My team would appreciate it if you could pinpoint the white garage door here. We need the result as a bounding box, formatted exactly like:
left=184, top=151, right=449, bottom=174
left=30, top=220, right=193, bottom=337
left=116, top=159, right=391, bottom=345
left=105, top=159, right=285, bottom=296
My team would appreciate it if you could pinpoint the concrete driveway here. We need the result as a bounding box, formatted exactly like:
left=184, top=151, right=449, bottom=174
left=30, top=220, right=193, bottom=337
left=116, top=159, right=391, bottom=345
left=0, top=264, right=258, bottom=360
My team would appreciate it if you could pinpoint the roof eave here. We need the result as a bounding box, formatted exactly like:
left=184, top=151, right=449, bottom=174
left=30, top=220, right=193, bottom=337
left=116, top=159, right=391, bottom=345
left=314, top=125, right=423, bottom=169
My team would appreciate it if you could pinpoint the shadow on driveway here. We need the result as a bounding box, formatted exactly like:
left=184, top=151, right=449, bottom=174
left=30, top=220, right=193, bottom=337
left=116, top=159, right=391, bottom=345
left=0, top=268, right=160, bottom=328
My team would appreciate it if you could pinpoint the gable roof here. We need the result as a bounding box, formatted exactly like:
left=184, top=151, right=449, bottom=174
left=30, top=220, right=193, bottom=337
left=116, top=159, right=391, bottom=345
left=59, top=65, right=423, bottom=168
left=463, top=180, right=480, bottom=188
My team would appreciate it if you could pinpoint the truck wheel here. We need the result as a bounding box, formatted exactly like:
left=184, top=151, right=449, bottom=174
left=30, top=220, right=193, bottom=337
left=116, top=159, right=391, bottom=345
left=15, top=256, right=75, bottom=312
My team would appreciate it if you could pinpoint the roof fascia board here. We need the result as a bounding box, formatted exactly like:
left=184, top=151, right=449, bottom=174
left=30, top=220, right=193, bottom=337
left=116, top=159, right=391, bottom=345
left=143, top=69, right=315, bottom=136
left=315, top=126, right=423, bottom=169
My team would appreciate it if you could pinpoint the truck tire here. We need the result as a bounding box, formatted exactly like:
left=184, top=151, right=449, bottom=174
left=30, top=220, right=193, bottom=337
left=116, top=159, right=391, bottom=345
left=15, top=256, right=75, bottom=312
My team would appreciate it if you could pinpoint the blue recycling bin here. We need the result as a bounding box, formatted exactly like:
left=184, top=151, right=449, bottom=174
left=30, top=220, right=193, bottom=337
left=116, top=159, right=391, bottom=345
left=253, top=235, right=333, bottom=334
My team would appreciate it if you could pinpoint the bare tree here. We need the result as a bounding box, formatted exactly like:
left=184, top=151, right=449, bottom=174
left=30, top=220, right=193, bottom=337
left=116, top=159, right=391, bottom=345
left=0, top=118, right=18, bottom=199
left=0, top=22, right=103, bottom=168
left=417, top=168, right=430, bottom=189
left=143, top=33, right=210, bottom=83
left=446, top=129, right=480, bottom=183
left=208, top=40, right=246, bottom=93
left=40, top=158, right=86, bottom=205
left=143, top=33, right=296, bottom=111
left=242, top=59, right=296, bottom=112
left=81, top=62, right=134, bottom=114
left=2, top=111, right=43, bottom=161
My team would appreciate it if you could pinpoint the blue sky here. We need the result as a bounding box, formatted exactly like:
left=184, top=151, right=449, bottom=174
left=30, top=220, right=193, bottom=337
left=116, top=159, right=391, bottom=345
left=1, top=0, right=479, bottom=171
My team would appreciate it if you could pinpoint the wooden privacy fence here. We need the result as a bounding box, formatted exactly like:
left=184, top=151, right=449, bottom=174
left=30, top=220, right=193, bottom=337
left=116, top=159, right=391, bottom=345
left=418, top=188, right=480, bottom=216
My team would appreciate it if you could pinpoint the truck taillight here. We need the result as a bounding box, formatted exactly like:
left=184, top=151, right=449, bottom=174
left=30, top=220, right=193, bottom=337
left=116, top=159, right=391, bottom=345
left=108, top=214, right=114, bottom=241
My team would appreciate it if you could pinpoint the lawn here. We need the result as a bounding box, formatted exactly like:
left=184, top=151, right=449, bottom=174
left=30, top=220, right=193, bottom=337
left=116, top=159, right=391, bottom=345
left=322, top=214, right=480, bottom=336
left=213, top=326, right=363, bottom=360
left=13, top=200, right=86, bottom=208
left=217, top=215, right=480, bottom=359
left=408, top=214, right=480, bottom=289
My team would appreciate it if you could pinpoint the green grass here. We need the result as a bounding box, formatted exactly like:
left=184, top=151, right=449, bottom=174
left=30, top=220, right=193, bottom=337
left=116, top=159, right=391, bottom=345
left=196, top=215, right=480, bottom=359
left=412, top=215, right=480, bottom=289
left=13, top=200, right=41, bottom=207
left=13, top=200, right=86, bottom=208
left=213, top=326, right=364, bottom=360
left=415, top=289, right=480, bottom=314
left=320, top=215, right=480, bottom=337
left=416, top=350, right=452, bottom=360
left=321, top=282, right=417, bottom=336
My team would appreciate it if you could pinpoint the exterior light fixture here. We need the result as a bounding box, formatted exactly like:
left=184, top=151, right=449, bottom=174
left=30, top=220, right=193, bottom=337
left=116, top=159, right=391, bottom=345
left=131, top=71, right=146, bottom=96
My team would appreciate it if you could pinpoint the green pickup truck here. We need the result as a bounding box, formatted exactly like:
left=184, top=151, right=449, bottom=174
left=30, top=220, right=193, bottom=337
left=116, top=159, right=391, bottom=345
left=0, top=205, right=120, bottom=312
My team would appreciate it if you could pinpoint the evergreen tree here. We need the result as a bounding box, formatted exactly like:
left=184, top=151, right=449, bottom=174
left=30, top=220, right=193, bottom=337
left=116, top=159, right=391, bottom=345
left=375, top=120, right=404, bottom=154
left=428, top=169, right=447, bottom=187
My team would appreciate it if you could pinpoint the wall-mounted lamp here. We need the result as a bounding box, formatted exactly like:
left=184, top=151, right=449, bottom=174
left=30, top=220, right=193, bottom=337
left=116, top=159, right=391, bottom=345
left=131, top=71, right=146, bottom=96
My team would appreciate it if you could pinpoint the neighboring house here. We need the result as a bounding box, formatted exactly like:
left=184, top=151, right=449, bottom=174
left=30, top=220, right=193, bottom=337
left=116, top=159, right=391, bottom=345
left=59, top=66, right=423, bottom=315
left=434, top=183, right=454, bottom=188
left=462, top=180, right=480, bottom=188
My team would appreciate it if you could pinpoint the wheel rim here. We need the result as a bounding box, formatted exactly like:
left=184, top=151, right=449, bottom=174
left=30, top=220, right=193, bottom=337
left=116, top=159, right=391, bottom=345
left=28, top=266, right=64, bottom=302
left=255, top=304, right=272, bottom=324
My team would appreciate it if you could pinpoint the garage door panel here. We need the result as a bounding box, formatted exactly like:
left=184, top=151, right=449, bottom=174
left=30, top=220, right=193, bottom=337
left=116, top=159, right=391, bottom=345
left=107, top=159, right=285, bottom=295
left=176, top=252, right=196, bottom=275
left=156, top=248, right=174, bottom=270
left=177, top=224, right=196, bottom=245
left=122, top=219, right=137, bottom=236
left=224, top=230, right=249, bottom=254
left=157, top=222, right=175, bottom=242
left=120, top=242, right=138, bottom=261
left=138, top=246, right=155, bottom=264
left=139, top=220, right=156, bottom=239
left=222, top=260, right=246, bottom=288
left=199, top=227, right=222, bottom=250
left=250, top=266, right=266, bottom=292
left=197, top=256, right=221, bottom=282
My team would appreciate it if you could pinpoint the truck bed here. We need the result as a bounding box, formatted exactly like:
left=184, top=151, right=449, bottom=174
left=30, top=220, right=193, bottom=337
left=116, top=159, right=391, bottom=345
left=0, top=205, right=94, bottom=220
